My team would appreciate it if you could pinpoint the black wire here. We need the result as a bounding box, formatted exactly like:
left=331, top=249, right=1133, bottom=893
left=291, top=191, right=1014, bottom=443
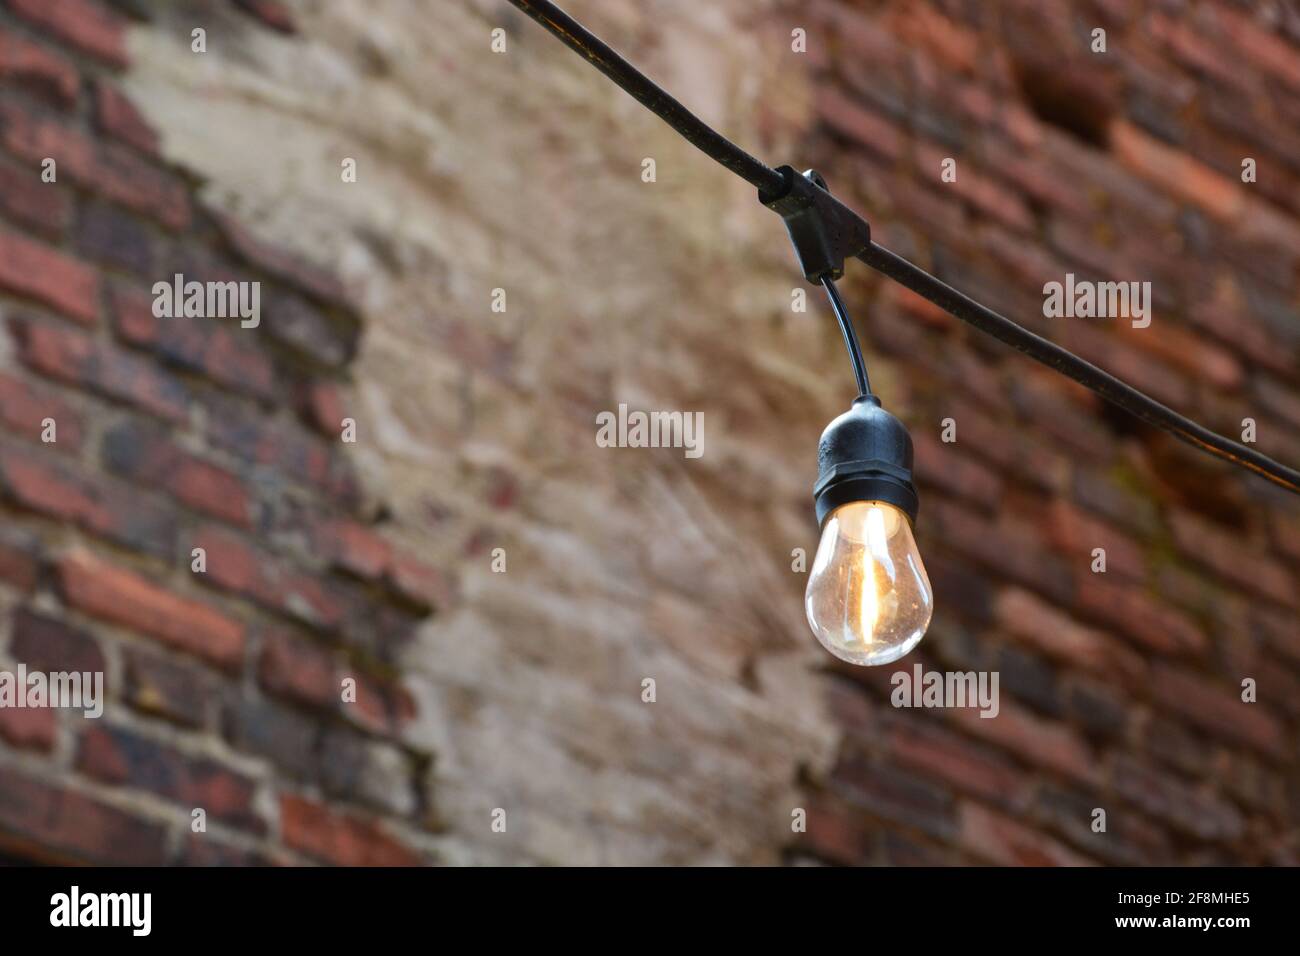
left=822, top=276, right=871, bottom=399
left=858, top=242, right=1300, bottom=493
left=506, top=0, right=784, bottom=193
left=505, top=0, right=1300, bottom=497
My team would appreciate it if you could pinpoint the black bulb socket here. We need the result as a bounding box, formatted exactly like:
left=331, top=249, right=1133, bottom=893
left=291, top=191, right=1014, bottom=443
left=813, top=396, right=919, bottom=528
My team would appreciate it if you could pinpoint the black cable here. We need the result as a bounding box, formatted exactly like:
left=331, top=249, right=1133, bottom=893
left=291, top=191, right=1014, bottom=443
left=858, top=242, right=1300, bottom=493
left=505, top=0, right=1300, bottom=497
left=822, top=276, right=871, bottom=398
left=506, top=0, right=784, bottom=192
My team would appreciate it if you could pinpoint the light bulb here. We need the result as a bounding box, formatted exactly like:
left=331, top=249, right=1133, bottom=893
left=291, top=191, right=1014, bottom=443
left=805, top=499, right=933, bottom=666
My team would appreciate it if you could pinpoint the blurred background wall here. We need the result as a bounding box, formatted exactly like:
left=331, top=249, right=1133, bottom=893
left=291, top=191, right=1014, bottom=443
left=0, top=0, right=1296, bottom=865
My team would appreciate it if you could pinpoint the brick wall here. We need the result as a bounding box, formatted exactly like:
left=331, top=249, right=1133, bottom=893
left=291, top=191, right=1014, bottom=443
left=791, top=0, right=1300, bottom=865
left=0, top=0, right=449, bottom=865
left=0, top=0, right=1297, bottom=866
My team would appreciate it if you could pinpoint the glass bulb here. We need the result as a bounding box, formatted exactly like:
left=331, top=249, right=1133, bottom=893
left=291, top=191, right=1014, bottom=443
left=805, top=500, right=933, bottom=666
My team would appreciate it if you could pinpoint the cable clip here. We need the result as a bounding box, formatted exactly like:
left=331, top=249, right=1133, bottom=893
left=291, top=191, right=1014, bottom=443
left=759, top=166, right=872, bottom=283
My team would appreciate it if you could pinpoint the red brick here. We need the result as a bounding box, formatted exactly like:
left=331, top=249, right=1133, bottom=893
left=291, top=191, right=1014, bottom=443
left=0, top=700, right=55, bottom=750
left=123, top=648, right=213, bottom=728
left=826, top=678, right=878, bottom=732
left=813, top=84, right=904, bottom=161
left=878, top=830, right=953, bottom=866
left=96, top=143, right=192, bottom=231
left=886, top=716, right=1025, bottom=804
left=1110, top=753, right=1244, bottom=841
left=1215, top=750, right=1288, bottom=817
left=75, top=199, right=154, bottom=276
left=191, top=524, right=261, bottom=593
left=0, top=527, right=40, bottom=592
left=917, top=143, right=1036, bottom=233
left=982, top=140, right=1094, bottom=219
left=103, top=420, right=253, bottom=527
left=800, top=793, right=875, bottom=864
left=1074, top=574, right=1207, bottom=657
left=979, top=222, right=1071, bottom=288
left=912, top=431, right=1003, bottom=508
left=12, top=607, right=105, bottom=673
left=0, top=771, right=168, bottom=865
left=994, top=640, right=1063, bottom=715
left=1189, top=280, right=1292, bottom=377
left=1256, top=653, right=1300, bottom=720
left=949, top=697, right=1099, bottom=785
left=0, top=445, right=176, bottom=557
left=0, top=101, right=189, bottom=230
left=0, top=28, right=78, bottom=107
left=312, top=517, right=451, bottom=611
left=342, top=669, right=414, bottom=735
left=1219, top=207, right=1300, bottom=286
left=344, top=672, right=389, bottom=733
left=213, top=211, right=348, bottom=307
left=879, top=182, right=965, bottom=252
left=0, top=95, right=86, bottom=166
left=93, top=80, right=158, bottom=154
left=313, top=517, right=391, bottom=580
left=279, top=794, right=423, bottom=866
left=193, top=525, right=364, bottom=635
left=1143, top=713, right=1213, bottom=776
left=1057, top=322, right=1193, bottom=412
left=1115, top=320, right=1243, bottom=392
left=388, top=552, right=456, bottom=612
left=11, top=318, right=190, bottom=422
left=7, top=0, right=127, bottom=67
left=1255, top=604, right=1300, bottom=666
left=223, top=695, right=320, bottom=780
left=931, top=500, right=1074, bottom=606
left=1253, top=376, right=1300, bottom=432
left=57, top=550, right=246, bottom=670
left=1061, top=676, right=1130, bottom=739
left=204, top=394, right=356, bottom=504
left=884, top=3, right=977, bottom=73
left=259, top=627, right=338, bottom=710
left=1146, top=12, right=1246, bottom=91
left=0, top=231, right=99, bottom=323
left=1008, top=370, right=1114, bottom=461
left=1168, top=510, right=1296, bottom=608
left=941, top=403, right=1050, bottom=482
left=0, top=154, right=71, bottom=235
left=829, top=749, right=957, bottom=840
left=77, top=724, right=264, bottom=832
left=0, top=370, right=83, bottom=452
left=1044, top=500, right=1147, bottom=581
left=958, top=800, right=1094, bottom=866
left=1214, top=6, right=1300, bottom=91
left=1071, top=469, right=1160, bottom=536
left=178, top=835, right=276, bottom=866
left=812, top=0, right=899, bottom=63
left=1110, top=119, right=1245, bottom=221
left=1150, top=664, right=1285, bottom=758
left=1268, top=515, right=1300, bottom=567
left=108, top=282, right=276, bottom=402
left=1044, top=220, right=1129, bottom=291
left=301, top=380, right=345, bottom=436
left=889, top=281, right=953, bottom=330
left=994, top=587, right=1146, bottom=686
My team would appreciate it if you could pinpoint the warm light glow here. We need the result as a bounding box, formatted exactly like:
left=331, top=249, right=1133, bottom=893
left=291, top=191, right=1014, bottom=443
left=805, top=500, right=932, bottom=666
left=858, top=539, right=880, bottom=642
